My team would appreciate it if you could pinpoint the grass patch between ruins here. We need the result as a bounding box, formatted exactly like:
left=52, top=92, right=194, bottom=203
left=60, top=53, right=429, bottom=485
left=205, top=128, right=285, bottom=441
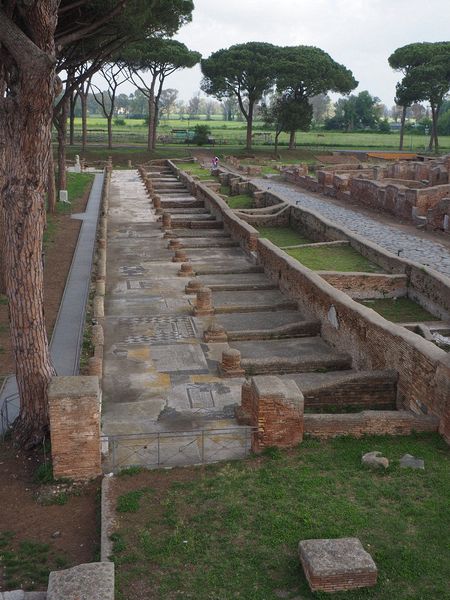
left=359, top=298, right=439, bottom=323
left=258, top=226, right=311, bottom=247
left=287, top=244, right=380, bottom=273
left=226, top=194, right=254, bottom=209
left=111, top=433, right=449, bottom=600
left=175, top=161, right=213, bottom=180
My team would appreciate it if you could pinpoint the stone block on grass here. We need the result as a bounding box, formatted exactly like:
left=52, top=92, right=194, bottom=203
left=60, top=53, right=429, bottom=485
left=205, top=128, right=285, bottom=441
left=298, top=537, right=377, bottom=593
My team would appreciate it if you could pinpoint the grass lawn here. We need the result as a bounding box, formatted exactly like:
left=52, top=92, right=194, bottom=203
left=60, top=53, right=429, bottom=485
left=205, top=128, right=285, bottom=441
left=174, top=161, right=213, bottom=180
left=227, top=194, right=254, bottom=209
left=359, top=298, right=439, bottom=323
left=111, top=433, right=450, bottom=600
left=258, top=226, right=311, bottom=247
left=287, top=244, right=381, bottom=273
left=44, top=172, right=94, bottom=247
left=68, top=116, right=450, bottom=152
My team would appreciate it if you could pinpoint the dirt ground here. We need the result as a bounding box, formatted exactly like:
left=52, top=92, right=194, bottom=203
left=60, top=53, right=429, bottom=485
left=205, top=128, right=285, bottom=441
left=0, top=441, right=100, bottom=591
left=0, top=180, right=99, bottom=592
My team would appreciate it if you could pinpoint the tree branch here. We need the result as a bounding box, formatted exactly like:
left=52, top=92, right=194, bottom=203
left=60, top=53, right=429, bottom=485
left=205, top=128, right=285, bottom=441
left=55, top=1, right=126, bottom=47
left=0, top=8, right=54, bottom=71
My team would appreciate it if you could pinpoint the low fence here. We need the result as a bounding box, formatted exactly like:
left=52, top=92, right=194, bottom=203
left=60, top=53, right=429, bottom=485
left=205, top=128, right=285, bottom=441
left=102, top=427, right=257, bottom=472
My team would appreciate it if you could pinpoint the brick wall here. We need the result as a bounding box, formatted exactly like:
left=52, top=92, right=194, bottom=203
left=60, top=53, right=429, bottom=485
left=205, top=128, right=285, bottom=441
left=256, top=238, right=450, bottom=441
left=304, top=410, right=439, bottom=439
left=241, top=376, right=304, bottom=451
left=48, top=376, right=102, bottom=480
left=319, top=272, right=408, bottom=299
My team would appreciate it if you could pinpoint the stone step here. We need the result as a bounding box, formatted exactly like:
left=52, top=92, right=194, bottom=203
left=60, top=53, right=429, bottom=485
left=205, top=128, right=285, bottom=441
left=177, top=238, right=238, bottom=249
left=227, top=319, right=321, bottom=340
left=172, top=219, right=223, bottom=230
left=233, top=337, right=352, bottom=375
left=0, top=593, right=47, bottom=599
left=195, top=265, right=265, bottom=275
left=157, top=189, right=192, bottom=195
left=171, top=214, right=217, bottom=221
left=168, top=228, right=230, bottom=238
left=283, top=369, right=398, bottom=411
left=160, top=199, right=204, bottom=209
left=164, top=208, right=210, bottom=215
left=212, top=289, right=298, bottom=313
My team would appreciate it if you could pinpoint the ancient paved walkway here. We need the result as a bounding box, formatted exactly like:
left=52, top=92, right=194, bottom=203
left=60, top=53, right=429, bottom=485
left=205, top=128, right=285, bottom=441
left=252, top=178, right=450, bottom=278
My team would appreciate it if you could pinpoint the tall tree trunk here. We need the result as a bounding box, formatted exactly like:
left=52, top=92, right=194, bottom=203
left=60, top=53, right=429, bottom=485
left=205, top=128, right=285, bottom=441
left=289, top=130, right=296, bottom=150
left=152, top=105, right=159, bottom=150
left=55, top=98, right=68, bottom=192
left=274, top=131, right=280, bottom=157
left=107, top=115, right=113, bottom=149
left=245, top=102, right=254, bottom=152
left=431, top=105, right=439, bottom=154
left=147, top=79, right=156, bottom=152
left=69, top=91, right=77, bottom=146
left=0, top=4, right=57, bottom=447
left=399, top=105, right=406, bottom=151
left=80, top=92, right=88, bottom=152
left=47, top=149, right=56, bottom=214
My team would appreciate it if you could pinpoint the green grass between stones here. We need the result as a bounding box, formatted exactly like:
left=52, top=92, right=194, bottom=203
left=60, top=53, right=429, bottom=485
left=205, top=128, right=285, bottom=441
left=226, top=194, right=254, bottom=209
left=287, top=244, right=380, bottom=273
left=175, top=162, right=212, bottom=180
left=111, top=434, right=450, bottom=600
left=258, top=226, right=311, bottom=247
left=359, top=298, right=439, bottom=323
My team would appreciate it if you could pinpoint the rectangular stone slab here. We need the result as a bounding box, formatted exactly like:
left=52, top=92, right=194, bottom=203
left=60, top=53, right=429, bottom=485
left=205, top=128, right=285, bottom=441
left=298, top=538, right=377, bottom=593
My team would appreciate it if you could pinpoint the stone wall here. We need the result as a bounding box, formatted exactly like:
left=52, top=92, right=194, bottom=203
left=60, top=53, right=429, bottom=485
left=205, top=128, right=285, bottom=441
left=427, top=197, right=450, bottom=234
left=256, top=238, right=450, bottom=441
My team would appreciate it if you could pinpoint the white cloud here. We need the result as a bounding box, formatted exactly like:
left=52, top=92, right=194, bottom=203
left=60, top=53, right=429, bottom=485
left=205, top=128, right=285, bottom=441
left=114, top=0, right=450, bottom=106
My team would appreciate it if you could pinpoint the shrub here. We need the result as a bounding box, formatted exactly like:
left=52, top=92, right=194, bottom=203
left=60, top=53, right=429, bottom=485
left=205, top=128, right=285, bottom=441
left=114, top=117, right=126, bottom=126
left=192, top=124, right=211, bottom=146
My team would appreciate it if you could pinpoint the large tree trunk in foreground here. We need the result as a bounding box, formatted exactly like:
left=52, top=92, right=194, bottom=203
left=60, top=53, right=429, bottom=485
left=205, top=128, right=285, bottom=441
left=0, top=4, right=57, bottom=447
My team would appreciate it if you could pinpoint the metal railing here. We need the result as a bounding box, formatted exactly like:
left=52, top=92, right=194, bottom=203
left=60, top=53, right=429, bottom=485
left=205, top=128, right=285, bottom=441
left=102, top=426, right=257, bottom=473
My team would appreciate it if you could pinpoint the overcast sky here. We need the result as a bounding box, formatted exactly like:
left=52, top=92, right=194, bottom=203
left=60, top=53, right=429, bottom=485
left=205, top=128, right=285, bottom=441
left=109, top=0, right=450, bottom=107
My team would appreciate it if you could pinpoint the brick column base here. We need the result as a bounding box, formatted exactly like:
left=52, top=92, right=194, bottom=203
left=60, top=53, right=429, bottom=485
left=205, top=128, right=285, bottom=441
left=48, top=376, right=102, bottom=481
left=238, top=376, right=304, bottom=452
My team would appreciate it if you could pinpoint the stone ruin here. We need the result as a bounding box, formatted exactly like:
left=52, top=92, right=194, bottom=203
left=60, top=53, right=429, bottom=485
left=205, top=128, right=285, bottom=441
left=283, top=154, right=450, bottom=231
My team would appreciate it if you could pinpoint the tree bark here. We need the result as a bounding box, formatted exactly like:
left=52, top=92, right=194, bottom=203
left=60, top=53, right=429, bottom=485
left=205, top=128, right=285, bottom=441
left=147, top=79, right=156, bottom=152
left=0, top=4, right=58, bottom=447
left=80, top=91, right=88, bottom=152
left=55, top=98, right=68, bottom=192
left=246, top=102, right=254, bottom=151
left=152, top=104, right=159, bottom=150
left=69, top=91, right=77, bottom=146
left=399, top=105, right=406, bottom=151
left=107, top=115, right=113, bottom=149
left=47, top=149, right=56, bottom=214
left=289, top=130, right=296, bottom=150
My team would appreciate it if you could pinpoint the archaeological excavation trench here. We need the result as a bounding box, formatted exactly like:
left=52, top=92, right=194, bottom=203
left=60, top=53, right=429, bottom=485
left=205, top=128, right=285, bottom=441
left=100, top=161, right=446, bottom=471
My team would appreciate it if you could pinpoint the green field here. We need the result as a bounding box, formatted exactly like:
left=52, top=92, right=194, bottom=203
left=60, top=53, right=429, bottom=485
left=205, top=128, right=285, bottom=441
left=359, top=298, right=439, bottom=323
left=258, top=226, right=312, bottom=247
left=287, top=244, right=381, bottom=272
left=111, top=434, right=450, bottom=600
left=66, top=116, right=450, bottom=153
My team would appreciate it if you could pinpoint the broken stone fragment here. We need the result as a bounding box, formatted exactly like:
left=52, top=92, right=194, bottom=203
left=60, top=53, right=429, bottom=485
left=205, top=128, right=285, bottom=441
left=400, top=454, right=425, bottom=470
left=361, top=451, right=389, bottom=469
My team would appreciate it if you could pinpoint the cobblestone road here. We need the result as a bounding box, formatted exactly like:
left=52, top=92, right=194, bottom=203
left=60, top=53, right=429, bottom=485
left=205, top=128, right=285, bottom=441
left=253, top=178, right=450, bottom=278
